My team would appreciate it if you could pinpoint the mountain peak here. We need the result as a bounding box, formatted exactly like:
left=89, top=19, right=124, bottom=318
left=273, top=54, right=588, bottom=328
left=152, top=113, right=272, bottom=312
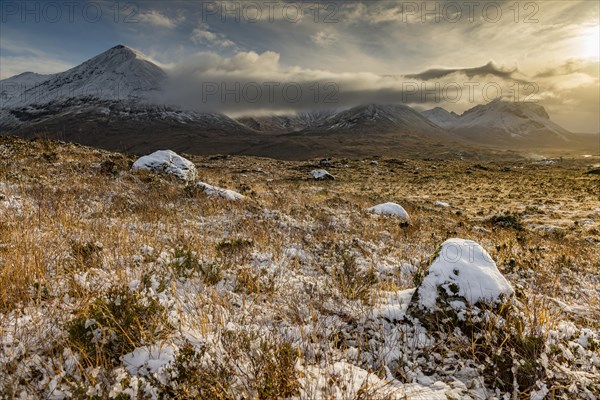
left=14, top=71, right=37, bottom=77
left=465, top=99, right=549, bottom=120
left=95, top=44, right=149, bottom=62
left=349, top=103, right=412, bottom=115
left=0, top=44, right=166, bottom=108
left=57, top=45, right=166, bottom=98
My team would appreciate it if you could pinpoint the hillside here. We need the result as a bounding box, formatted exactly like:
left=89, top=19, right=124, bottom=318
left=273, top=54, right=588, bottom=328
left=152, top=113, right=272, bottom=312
left=1, top=136, right=599, bottom=398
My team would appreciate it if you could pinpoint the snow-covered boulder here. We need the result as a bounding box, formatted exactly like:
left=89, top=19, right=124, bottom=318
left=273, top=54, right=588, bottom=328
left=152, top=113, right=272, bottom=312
left=367, top=202, right=411, bottom=222
left=132, top=150, right=197, bottom=181
left=197, top=182, right=245, bottom=201
left=407, top=238, right=514, bottom=327
left=310, top=169, right=335, bottom=180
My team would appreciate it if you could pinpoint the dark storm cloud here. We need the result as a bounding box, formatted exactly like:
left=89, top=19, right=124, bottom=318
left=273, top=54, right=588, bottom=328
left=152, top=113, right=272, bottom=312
left=405, top=62, right=517, bottom=80
left=161, top=51, right=537, bottom=115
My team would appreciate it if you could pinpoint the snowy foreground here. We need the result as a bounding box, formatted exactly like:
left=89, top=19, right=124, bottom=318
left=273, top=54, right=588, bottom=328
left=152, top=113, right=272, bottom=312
left=0, top=141, right=599, bottom=399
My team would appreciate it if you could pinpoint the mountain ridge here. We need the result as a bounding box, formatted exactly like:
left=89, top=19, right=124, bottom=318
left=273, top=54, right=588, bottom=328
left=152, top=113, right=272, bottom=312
left=1, top=45, right=594, bottom=158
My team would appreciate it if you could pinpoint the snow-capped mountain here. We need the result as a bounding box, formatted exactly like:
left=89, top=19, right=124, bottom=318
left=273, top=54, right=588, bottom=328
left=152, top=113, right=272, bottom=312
left=420, top=100, right=572, bottom=146
left=0, top=45, right=257, bottom=153
left=313, top=104, right=446, bottom=135
left=232, top=104, right=459, bottom=159
left=0, top=71, right=53, bottom=90
left=453, top=100, right=570, bottom=142
left=421, top=107, right=460, bottom=128
left=1, top=45, right=165, bottom=109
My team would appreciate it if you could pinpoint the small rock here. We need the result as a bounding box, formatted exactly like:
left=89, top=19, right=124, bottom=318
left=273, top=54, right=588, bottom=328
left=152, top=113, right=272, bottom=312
left=196, top=182, right=245, bottom=201
left=310, top=169, right=335, bottom=180
left=367, top=202, right=410, bottom=222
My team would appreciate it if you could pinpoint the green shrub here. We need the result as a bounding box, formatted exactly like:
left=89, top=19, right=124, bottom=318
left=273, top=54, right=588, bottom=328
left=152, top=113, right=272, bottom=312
left=68, top=287, right=172, bottom=368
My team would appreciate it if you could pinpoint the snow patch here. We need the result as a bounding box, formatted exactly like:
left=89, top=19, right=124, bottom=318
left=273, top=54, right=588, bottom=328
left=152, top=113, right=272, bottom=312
left=299, top=361, right=448, bottom=399
left=122, top=344, right=177, bottom=379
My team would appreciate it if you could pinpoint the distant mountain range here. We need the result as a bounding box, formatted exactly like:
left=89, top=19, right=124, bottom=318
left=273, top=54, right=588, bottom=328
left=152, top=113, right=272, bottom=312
left=1, top=45, right=596, bottom=159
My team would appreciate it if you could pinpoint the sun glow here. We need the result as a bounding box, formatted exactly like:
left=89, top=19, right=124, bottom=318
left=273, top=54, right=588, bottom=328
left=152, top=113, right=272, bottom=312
left=579, top=25, right=600, bottom=60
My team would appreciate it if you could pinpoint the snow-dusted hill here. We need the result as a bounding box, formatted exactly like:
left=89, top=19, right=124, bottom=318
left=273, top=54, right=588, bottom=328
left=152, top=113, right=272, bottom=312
left=237, top=104, right=444, bottom=136
left=421, top=107, right=460, bottom=128
left=421, top=100, right=573, bottom=146
left=237, top=112, right=332, bottom=133
left=452, top=99, right=571, bottom=141
left=0, top=71, right=54, bottom=90
left=318, top=104, right=444, bottom=133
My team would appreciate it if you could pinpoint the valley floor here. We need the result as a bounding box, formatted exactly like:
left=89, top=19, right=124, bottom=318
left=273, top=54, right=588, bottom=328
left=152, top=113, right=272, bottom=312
left=0, top=137, right=598, bottom=399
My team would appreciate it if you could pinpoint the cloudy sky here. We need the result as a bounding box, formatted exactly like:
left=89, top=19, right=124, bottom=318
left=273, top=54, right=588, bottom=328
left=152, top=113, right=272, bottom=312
left=1, top=0, right=598, bottom=132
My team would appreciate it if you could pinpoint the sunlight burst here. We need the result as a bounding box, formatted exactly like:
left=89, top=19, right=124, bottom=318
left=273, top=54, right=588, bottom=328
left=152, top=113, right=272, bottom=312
left=580, top=25, right=600, bottom=60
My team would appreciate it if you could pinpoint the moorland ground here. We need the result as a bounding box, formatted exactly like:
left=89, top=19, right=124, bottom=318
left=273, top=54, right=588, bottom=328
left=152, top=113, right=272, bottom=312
left=0, top=136, right=599, bottom=399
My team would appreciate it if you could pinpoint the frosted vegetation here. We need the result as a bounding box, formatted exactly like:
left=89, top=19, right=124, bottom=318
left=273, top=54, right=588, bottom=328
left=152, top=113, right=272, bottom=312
left=0, top=140, right=598, bottom=399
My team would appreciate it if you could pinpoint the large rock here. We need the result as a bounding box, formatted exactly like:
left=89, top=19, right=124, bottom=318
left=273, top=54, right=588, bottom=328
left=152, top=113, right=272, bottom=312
left=131, top=150, right=197, bottom=181
left=407, top=238, right=514, bottom=328
left=368, top=202, right=411, bottom=222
